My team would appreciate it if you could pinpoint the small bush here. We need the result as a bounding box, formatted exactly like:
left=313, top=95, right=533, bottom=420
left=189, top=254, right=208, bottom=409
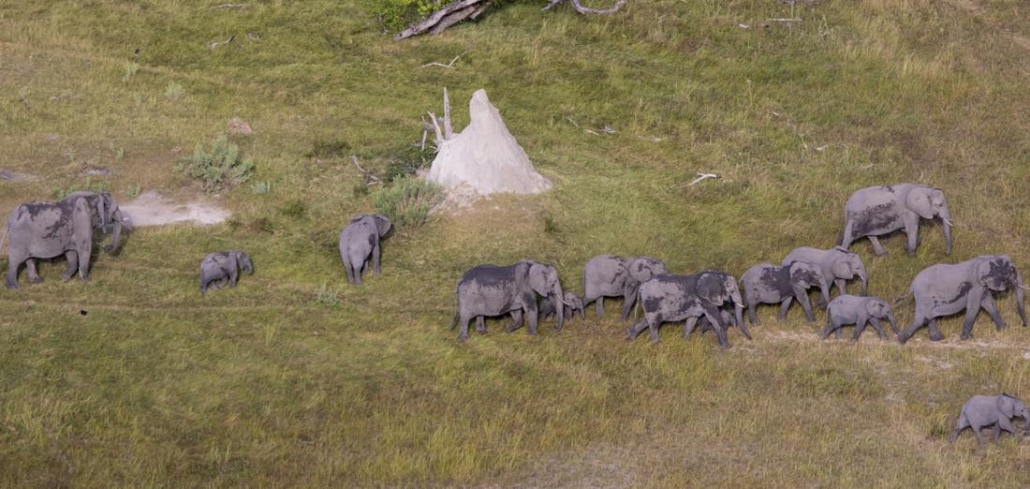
left=305, top=139, right=351, bottom=158
left=176, top=134, right=255, bottom=192
left=54, top=179, right=111, bottom=199
left=121, top=61, right=140, bottom=82
left=126, top=184, right=142, bottom=198
left=372, top=176, right=443, bottom=228
left=372, top=0, right=448, bottom=31
left=316, top=283, right=341, bottom=308
left=164, top=81, right=185, bottom=100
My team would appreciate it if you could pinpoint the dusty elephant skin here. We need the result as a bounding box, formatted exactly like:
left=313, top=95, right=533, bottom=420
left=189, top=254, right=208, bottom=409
left=5, top=197, right=94, bottom=288
left=897, top=255, right=1027, bottom=343
left=200, top=250, right=253, bottom=296
left=449, top=260, right=566, bottom=341
left=821, top=295, right=898, bottom=341
left=949, top=394, right=1030, bottom=443
left=11, top=190, right=124, bottom=286
left=581, top=255, right=666, bottom=320
left=625, top=271, right=746, bottom=348
left=782, top=246, right=868, bottom=307
left=740, top=261, right=823, bottom=324
left=338, top=214, right=392, bottom=285
left=840, top=183, right=952, bottom=256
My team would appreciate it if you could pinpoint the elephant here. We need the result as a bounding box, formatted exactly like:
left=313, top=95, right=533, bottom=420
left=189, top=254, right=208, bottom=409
left=782, top=246, right=867, bottom=307
left=449, top=260, right=568, bottom=341
left=897, top=255, right=1027, bottom=343
left=339, top=214, right=392, bottom=285
left=581, top=255, right=666, bottom=320
left=821, top=295, right=898, bottom=341
left=5, top=197, right=96, bottom=288
left=625, top=270, right=746, bottom=348
left=200, top=250, right=253, bottom=296
left=840, top=183, right=952, bottom=256
left=739, top=261, right=824, bottom=324
left=505, top=291, right=585, bottom=331
left=949, top=394, right=1030, bottom=443
left=22, top=191, right=126, bottom=281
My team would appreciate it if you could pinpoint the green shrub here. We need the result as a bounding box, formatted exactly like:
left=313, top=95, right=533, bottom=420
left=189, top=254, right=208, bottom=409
left=54, top=179, right=111, bottom=199
left=176, top=135, right=255, bottom=192
left=164, top=81, right=185, bottom=100
left=371, top=0, right=448, bottom=31
left=372, top=176, right=444, bottom=228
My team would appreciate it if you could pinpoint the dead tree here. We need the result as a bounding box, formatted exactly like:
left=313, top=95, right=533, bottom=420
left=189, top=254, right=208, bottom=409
left=394, top=0, right=626, bottom=41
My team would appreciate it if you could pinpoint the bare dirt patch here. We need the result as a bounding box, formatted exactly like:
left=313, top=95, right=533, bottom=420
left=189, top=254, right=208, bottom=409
left=120, top=191, right=230, bottom=227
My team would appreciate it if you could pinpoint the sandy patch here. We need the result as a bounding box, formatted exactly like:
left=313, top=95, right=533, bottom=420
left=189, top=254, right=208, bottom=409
left=120, top=191, right=230, bottom=227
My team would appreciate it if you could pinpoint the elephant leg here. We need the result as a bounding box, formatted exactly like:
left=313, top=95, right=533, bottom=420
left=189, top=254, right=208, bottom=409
left=777, top=297, right=793, bottom=321
left=683, top=317, right=699, bottom=340
left=526, top=307, right=540, bottom=335
left=230, top=268, right=239, bottom=288
left=796, top=292, right=815, bottom=322
left=834, top=278, right=848, bottom=296
left=735, top=311, right=753, bottom=340
left=898, top=315, right=930, bottom=344
left=475, top=316, right=486, bottom=334
left=868, top=236, right=888, bottom=256
left=998, top=418, right=1017, bottom=439
left=58, top=252, right=78, bottom=281
left=852, top=318, right=868, bottom=341
left=747, top=300, right=759, bottom=325
left=704, top=311, right=731, bottom=349
left=980, top=294, right=1007, bottom=331
left=904, top=219, right=920, bottom=256
left=821, top=319, right=837, bottom=339
left=457, top=314, right=472, bottom=342
left=928, top=319, right=945, bottom=341
left=647, top=314, right=663, bottom=344
left=215, top=277, right=229, bottom=289
left=625, top=319, right=648, bottom=340
left=352, top=261, right=363, bottom=285
left=971, top=423, right=986, bottom=444
left=596, top=297, right=605, bottom=316
left=834, top=325, right=844, bottom=339
left=620, top=288, right=637, bottom=321
left=76, top=241, right=92, bottom=281
left=27, top=259, right=44, bottom=283
left=959, top=294, right=984, bottom=340
left=5, top=252, right=27, bottom=289
left=506, top=311, right=525, bottom=333
left=869, top=318, right=887, bottom=340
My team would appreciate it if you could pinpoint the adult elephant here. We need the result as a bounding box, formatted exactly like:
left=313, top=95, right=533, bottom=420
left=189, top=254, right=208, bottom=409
left=625, top=270, right=746, bottom=348
left=840, top=183, right=952, bottom=256
left=20, top=191, right=126, bottom=283
left=581, top=254, right=666, bottom=320
left=782, top=246, right=867, bottom=306
left=5, top=195, right=101, bottom=288
left=897, top=255, right=1027, bottom=343
left=449, top=260, right=568, bottom=341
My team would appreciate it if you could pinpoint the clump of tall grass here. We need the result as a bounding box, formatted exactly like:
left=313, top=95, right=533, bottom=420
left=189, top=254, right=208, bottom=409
left=53, top=179, right=111, bottom=199
left=176, top=135, right=255, bottom=192
left=372, top=176, right=443, bottom=228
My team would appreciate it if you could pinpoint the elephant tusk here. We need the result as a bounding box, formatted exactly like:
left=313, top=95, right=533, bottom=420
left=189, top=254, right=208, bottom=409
left=734, top=302, right=745, bottom=308
left=940, top=217, right=953, bottom=226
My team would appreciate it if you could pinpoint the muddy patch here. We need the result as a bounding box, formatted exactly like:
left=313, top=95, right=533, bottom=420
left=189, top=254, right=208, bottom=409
left=120, top=191, right=230, bottom=227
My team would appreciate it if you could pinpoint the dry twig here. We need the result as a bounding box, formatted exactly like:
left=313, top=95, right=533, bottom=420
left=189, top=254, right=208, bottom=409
left=689, top=173, right=720, bottom=186
left=208, top=34, right=235, bottom=50
left=352, top=155, right=381, bottom=185
left=420, top=52, right=466, bottom=69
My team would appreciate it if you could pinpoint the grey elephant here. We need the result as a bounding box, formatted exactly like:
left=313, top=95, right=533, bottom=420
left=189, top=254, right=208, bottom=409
left=841, top=183, right=952, bottom=256
left=897, top=255, right=1027, bottom=343
left=506, top=291, right=585, bottom=331
left=21, top=191, right=126, bottom=283
left=581, top=255, right=666, bottom=319
left=821, top=295, right=898, bottom=341
left=4, top=198, right=91, bottom=288
left=782, top=246, right=867, bottom=306
left=4, top=193, right=118, bottom=288
left=625, top=271, right=746, bottom=348
left=449, top=260, right=568, bottom=341
left=949, top=394, right=1030, bottom=443
left=339, top=214, right=392, bottom=285
left=200, top=250, right=253, bottom=296
left=740, top=261, right=823, bottom=324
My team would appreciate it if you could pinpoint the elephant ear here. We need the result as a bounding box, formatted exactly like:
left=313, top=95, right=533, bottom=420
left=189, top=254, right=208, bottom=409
left=373, top=214, right=393, bottom=237
left=905, top=188, right=934, bottom=219
left=831, top=259, right=852, bottom=279
left=998, top=395, right=1016, bottom=418
left=236, top=251, right=254, bottom=274
left=628, top=258, right=658, bottom=283
left=697, top=272, right=726, bottom=305
left=865, top=299, right=884, bottom=317
left=528, top=263, right=551, bottom=297
left=975, top=259, right=995, bottom=289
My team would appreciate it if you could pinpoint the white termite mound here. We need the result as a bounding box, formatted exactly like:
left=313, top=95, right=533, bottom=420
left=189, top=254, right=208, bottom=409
left=426, top=89, right=551, bottom=200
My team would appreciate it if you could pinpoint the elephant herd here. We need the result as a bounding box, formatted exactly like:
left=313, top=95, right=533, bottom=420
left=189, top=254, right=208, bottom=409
left=450, top=183, right=1027, bottom=351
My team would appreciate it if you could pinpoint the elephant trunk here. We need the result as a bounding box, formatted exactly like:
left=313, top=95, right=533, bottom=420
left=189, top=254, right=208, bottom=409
left=98, top=197, right=109, bottom=233
left=104, top=209, right=124, bottom=254
left=553, top=283, right=565, bottom=332
left=1016, top=272, right=1028, bottom=327
left=731, top=288, right=744, bottom=328
left=858, top=269, right=868, bottom=296
left=940, top=205, right=953, bottom=255
left=886, top=311, right=899, bottom=334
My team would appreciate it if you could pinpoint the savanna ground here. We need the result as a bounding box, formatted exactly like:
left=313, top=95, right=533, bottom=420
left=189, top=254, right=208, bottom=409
left=2, top=0, right=1030, bottom=486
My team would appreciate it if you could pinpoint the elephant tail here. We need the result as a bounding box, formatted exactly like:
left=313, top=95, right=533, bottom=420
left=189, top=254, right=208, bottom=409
left=893, top=291, right=913, bottom=307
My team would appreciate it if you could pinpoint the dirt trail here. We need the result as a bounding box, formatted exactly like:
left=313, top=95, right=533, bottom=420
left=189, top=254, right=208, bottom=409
left=120, top=191, right=230, bottom=227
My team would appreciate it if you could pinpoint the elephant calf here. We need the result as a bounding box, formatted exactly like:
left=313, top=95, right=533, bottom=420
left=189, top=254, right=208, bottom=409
left=821, top=295, right=898, bottom=341
left=582, top=255, right=666, bottom=320
left=200, top=251, right=253, bottom=296
left=950, top=394, right=1030, bottom=443
left=740, top=261, right=823, bottom=324
left=339, top=214, right=392, bottom=285
left=506, top=292, right=585, bottom=331
left=625, top=271, right=745, bottom=348
left=782, top=246, right=867, bottom=307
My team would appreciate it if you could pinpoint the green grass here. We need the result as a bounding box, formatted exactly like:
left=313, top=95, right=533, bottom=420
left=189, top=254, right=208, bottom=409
left=3, top=0, right=1030, bottom=485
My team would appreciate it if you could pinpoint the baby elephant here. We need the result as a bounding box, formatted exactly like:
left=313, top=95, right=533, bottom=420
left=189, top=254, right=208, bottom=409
left=740, top=261, right=823, bottom=324
left=950, top=394, right=1030, bottom=443
left=540, top=292, right=585, bottom=322
left=821, top=295, right=898, bottom=341
left=339, top=214, right=392, bottom=285
left=200, top=251, right=253, bottom=296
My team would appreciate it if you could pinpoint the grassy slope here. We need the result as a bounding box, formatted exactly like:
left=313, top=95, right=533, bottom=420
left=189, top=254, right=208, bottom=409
left=2, top=0, right=1030, bottom=486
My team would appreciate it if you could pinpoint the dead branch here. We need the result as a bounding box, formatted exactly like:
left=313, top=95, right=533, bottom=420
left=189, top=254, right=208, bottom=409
left=689, top=173, right=720, bottom=186
left=394, top=0, right=490, bottom=40
left=766, top=18, right=801, bottom=22
left=211, top=3, right=247, bottom=9
left=352, top=155, right=381, bottom=185
left=428, top=112, right=444, bottom=145
left=442, top=88, right=453, bottom=139
left=543, top=0, right=626, bottom=15
left=420, top=52, right=466, bottom=69
left=208, top=34, right=235, bottom=51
